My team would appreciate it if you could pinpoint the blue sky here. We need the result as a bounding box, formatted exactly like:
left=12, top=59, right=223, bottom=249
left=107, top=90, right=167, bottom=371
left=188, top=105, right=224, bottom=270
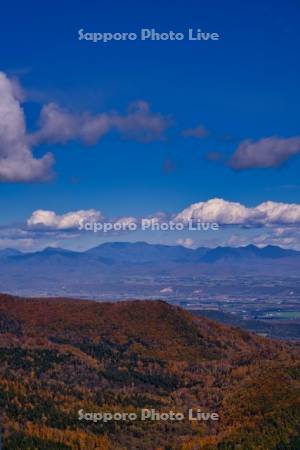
left=1, top=0, right=300, bottom=251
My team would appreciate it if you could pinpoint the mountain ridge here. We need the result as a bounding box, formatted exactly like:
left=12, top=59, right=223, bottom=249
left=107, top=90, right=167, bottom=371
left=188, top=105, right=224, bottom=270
left=0, top=294, right=299, bottom=449
left=2, top=242, right=300, bottom=263
left=1, top=242, right=300, bottom=297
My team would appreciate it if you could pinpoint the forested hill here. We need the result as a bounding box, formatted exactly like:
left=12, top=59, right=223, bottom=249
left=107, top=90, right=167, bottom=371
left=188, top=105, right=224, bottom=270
left=0, top=294, right=299, bottom=449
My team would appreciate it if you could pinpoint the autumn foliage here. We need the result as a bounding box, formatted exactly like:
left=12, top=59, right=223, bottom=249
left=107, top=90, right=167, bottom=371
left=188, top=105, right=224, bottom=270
left=0, top=294, right=299, bottom=449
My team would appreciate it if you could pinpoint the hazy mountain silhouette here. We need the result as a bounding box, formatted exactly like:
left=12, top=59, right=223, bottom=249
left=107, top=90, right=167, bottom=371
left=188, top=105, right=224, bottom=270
left=1, top=242, right=300, bottom=295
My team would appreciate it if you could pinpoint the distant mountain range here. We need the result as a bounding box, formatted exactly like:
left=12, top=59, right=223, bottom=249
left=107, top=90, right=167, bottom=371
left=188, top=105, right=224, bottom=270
left=1, top=241, right=299, bottom=264
left=0, top=242, right=300, bottom=296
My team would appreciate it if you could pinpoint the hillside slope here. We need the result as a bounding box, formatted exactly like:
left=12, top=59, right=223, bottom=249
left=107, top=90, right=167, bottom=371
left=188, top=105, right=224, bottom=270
left=0, top=294, right=299, bottom=449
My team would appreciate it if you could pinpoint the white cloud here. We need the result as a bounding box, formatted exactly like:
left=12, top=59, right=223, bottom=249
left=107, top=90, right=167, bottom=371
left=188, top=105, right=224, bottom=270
left=0, top=238, right=39, bottom=251
left=29, top=100, right=170, bottom=146
left=229, top=136, right=300, bottom=169
left=176, top=238, right=195, bottom=248
left=227, top=227, right=300, bottom=250
left=29, top=103, right=111, bottom=146
left=175, top=198, right=262, bottom=225
left=175, top=198, right=300, bottom=226
left=0, top=70, right=170, bottom=183
left=255, top=201, right=300, bottom=224
left=26, top=199, right=300, bottom=235
left=27, top=209, right=102, bottom=230
left=0, top=72, right=54, bottom=182
left=116, top=216, right=138, bottom=227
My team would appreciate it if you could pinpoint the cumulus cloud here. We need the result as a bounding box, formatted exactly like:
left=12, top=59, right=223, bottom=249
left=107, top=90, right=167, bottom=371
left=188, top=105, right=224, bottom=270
left=255, top=201, right=300, bottom=224
left=27, top=209, right=102, bottom=230
left=0, top=72, right=54, bottom=182
left=229, top=136, right=300, bottom=169
left=253, top=229, right=300, bottom=249
left=227, top=227, right=300, bottom=250
left=115, top=216, right=138, bottom=227
left=0, top=225, right=69, bottom=251
left=182, top=124, right=208, bottom=138
left=0, top=70, right=170, bottom=182
left=176, top=238, right=195, bottom=248
left=10, top=76, right=26, bottom=102
left=29, top=100, right=170, bottom=146
left=1, top=198, right=300, bottom=251
left=0, top=224, right=79, bottom=242
left=26, top=199, right=300, bottom=235
left=114, top=101, right=170, bottom=142
left=175, top=198, right=300, bottom=226
left=175, top=198, right=261, bottom=225
left=0, top=238, right=36, bottom=251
